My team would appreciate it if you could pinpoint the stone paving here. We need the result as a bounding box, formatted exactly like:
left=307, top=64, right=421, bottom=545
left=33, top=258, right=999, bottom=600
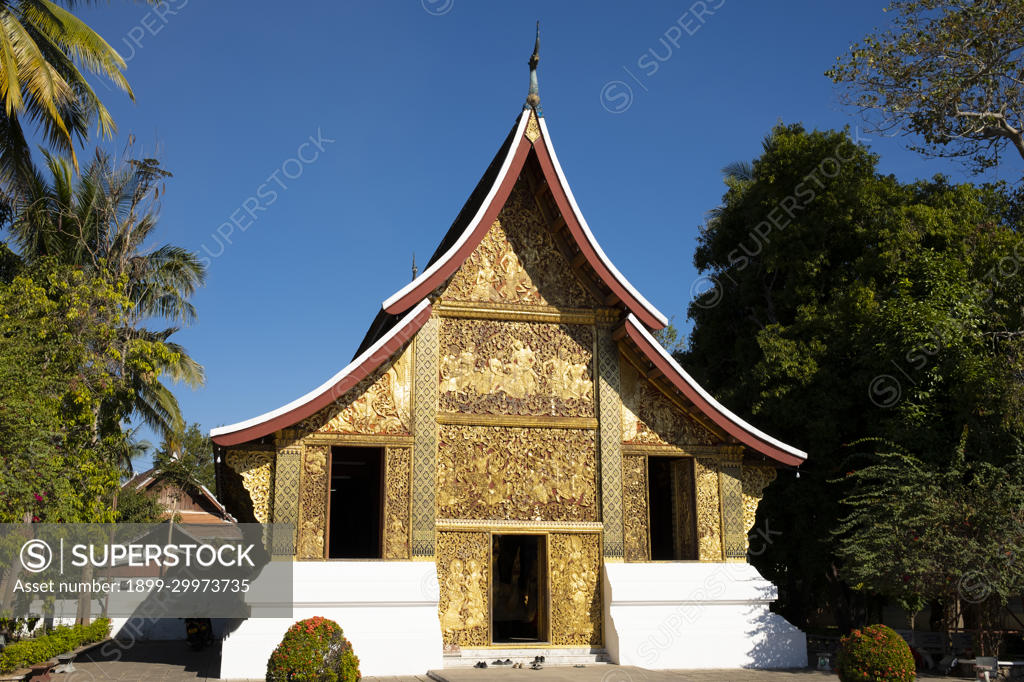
left=58, top=642, right=966, bottom=681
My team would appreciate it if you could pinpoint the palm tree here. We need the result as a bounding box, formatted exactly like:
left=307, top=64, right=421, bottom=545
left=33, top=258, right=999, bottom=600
left=0, top=0, right=132, bottom=188
left=11, top=148, right=205, bottom=437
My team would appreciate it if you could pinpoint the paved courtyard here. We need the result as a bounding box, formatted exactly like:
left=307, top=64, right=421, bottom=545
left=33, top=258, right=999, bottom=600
left=58, top=641, right=968, bottom=681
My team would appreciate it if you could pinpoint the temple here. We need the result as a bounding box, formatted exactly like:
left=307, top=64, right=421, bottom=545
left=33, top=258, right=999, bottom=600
left=211, top=33, right=808, bottom=678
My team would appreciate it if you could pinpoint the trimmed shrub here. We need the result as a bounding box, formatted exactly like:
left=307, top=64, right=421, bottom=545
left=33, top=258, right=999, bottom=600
left=836, top=624, right=915, bottom=682
left=266, top=616, right=360, bottom=681
left=0, top=618, right=110, bottom=672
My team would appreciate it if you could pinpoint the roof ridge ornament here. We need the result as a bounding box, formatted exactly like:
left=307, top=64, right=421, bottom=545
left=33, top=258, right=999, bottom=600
left=526, top=21, right=541, bottom=114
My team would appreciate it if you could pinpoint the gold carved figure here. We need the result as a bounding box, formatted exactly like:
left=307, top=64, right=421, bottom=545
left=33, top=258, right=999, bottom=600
left=550, top=533, right=602, bottom=646
left=439, top=319, right=594, bottom=418
left=620, top=362, right=715, bottom=447
left=298, top=346, right=412, bottom=436
left=441, top=178, right=596, bottom=308
left=437, top=425, right=598, bottom=522
left=437, top=532, right=490, bottom=646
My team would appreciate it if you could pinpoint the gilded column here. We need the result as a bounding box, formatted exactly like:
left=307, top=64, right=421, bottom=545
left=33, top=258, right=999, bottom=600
left=297, top=444, right=328, bottom=559
left=383, top=446, right=412, bottom=559
left=272, top=440, right=301, bottom=556
left=596, top=327, right=624, bottom=559
left=412, top=320, right=439, bottom=557
left=622, top=454, right=649, bottom=562
left=719, top=450, right=746, bottom=560
left=695, top=456, right=723, bottom=561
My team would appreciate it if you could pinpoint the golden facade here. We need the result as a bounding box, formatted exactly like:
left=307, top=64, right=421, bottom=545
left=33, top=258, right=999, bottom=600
left=217, top=119, right=789, bottom=651
left=436, top=425, right=598, bottom=522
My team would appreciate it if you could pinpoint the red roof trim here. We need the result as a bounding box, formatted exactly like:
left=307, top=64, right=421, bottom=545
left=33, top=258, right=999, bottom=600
left=623, top=317, right=807, bottom=466
left=382, top=140, right=532, bottom=314
left=531, top=138, right=665, bottom=330
left=211, top=302, right=432, bottom=446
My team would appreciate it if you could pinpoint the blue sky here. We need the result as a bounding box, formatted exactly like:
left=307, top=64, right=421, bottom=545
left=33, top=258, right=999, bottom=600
left=58, top=1, right=1019, bottom=459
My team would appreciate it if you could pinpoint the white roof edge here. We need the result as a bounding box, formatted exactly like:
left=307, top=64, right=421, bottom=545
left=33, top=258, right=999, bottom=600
left=381, top=112, right=531, bottom=311
left=537, top=118, right=669, bottom=328
left=626, top=314, right=807, bottom=460
left=210, top=298, right=430, bottom=438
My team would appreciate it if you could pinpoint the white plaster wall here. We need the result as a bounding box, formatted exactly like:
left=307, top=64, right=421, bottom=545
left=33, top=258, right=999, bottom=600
left=219, top=561, right=442, bottom=680
left=604, top=562, right=806, bottom=670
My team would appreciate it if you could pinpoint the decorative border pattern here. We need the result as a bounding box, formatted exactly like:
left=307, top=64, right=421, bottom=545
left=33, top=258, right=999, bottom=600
left=719, top=460, right=746, bottom=559
left=597, top=330, right=624, bottom=558
left=437, top=413, right=598, bottom=430
left=434, top=300, right=619, bottom=326
left=272, top=444, right=301, bottom=556
left=412, top=322, right=439, bottom=557
left=436, top=519, right=603, bottom=532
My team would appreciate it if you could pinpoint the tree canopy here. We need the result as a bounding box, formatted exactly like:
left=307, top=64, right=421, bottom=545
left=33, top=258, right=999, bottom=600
left=828, top=0, right=1024, bottom=175
left=0, top=254, right=164, bottom=523
left=683, top=123, right=1024, bottom=629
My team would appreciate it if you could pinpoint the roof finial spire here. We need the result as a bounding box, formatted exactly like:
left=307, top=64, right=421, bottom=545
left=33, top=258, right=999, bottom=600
left=411, top=252, right=418, bottom=281
left=526, top=22, right=541, bottom=111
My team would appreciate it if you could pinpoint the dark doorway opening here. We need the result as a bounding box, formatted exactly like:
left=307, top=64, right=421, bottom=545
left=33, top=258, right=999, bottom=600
left=648, top=457, right=698, bottom=560
left=492, top=534, right=547, bottom=643
left=327, top=446, right=382, bottom=559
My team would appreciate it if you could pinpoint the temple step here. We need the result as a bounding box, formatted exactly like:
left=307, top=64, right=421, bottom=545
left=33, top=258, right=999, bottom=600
left=441, top=647, right=610, bottom=668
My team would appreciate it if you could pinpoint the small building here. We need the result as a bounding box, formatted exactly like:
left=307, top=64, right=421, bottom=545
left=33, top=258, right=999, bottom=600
left=211, top=38, right=807, bottom=678
left=123, top=468, right=235, bottom=525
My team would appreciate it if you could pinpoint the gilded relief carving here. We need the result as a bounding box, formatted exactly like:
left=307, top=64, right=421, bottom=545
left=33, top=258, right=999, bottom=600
left=695, top=457, right=723, bottom=561
left=525, top=110, right=541, bottom=143
left=383, top=447, right=412, bottom=559
left=297, top=345, right=412, bottom=436
left=437, top=531, right=489, bottom=646
left=439, top=318, right=594, bottom=418
left=621, top=362, right=716, bottom=448
left=742, top=465, right=777, bottom=550
left=441, top=177, right=596, bottom=308
left=298, top=445, right=328, bottom=560
left=622, top=455, right=650, bottom=562
left=437, top=425, right=598, bottom=522
left=225, top=451, right=274, bottom=524
left=550, top=533, right=602, bottom=646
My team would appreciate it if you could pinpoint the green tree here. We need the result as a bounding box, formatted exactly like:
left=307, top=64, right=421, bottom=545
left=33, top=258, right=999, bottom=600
left=114, top=485, right=167, bottom=524
left=683, top=123, right=1024, bottom=630
left=9, top=150, right=205, bottom=437
left=154, top=422, right=215, bottom=493
left=0, top=254, right=174, bottom=523
left=827, top=0, right=1024, bottom=174
left=835, top=440, right=1024, bottom=653
left=153, top=422, right=215, bottom=544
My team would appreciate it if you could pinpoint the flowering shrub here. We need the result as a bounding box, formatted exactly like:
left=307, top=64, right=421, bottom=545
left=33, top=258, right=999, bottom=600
left=836, top=624, right=915, bottom=682
left=266, top=616, right=360, bottom=681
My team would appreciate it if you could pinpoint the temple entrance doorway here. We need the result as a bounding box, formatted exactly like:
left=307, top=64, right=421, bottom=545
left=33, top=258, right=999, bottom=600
left=648, top=456, right=698, bottom=560
left=491, top=534, right=548, bottom=643
left=327, top=446, right=383, bottom=558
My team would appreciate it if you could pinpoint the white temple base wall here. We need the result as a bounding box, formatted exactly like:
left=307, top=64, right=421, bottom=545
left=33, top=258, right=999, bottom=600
left=604, top=562, right=806, bottom=670
left=219, top=561, right=442, bottom=680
